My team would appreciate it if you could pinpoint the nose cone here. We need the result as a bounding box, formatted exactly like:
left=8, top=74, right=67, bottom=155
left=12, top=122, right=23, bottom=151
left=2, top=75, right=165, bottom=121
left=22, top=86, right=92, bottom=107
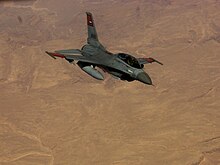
left=136, top=72, right=152, bottom=85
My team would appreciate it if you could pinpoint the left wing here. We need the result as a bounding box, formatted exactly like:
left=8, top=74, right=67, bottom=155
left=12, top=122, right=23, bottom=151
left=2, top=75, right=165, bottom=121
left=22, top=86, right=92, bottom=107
left=138, top=57, right=163, bottom=65
left=45, top=51, right=102, bottom=65
left=55, top=49, right=82, bottom=55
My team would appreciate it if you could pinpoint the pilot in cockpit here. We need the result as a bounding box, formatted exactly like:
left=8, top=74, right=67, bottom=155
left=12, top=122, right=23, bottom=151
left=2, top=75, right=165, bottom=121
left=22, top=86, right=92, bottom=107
left=117, top=53, right=141, bottom=69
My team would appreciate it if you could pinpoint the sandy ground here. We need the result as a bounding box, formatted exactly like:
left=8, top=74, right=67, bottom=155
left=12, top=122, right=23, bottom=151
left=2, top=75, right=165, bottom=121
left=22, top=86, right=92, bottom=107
left=0, top=0, right=220, bottom=164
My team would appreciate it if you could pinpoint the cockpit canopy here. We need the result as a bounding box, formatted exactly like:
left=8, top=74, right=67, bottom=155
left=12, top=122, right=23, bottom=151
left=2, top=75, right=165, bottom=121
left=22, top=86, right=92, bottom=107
left=117, top=53, right=142, bottom=69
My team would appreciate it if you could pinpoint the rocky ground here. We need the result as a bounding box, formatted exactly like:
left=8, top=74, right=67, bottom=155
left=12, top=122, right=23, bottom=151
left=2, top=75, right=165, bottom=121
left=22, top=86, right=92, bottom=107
left=0, top=0, right=220, bottom=164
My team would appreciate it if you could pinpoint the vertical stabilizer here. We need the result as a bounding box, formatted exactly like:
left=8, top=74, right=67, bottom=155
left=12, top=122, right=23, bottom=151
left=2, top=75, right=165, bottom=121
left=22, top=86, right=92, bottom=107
left=86, top=12, right=105, bottom=50
left=86, top=12, right=98, bottom=41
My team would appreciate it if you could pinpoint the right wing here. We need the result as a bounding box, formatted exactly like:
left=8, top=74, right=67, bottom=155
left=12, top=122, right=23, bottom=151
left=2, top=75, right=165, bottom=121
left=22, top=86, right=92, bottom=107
left=138, top=57, right=163, bottom=65
left=45, top=51, right=102, bottom=65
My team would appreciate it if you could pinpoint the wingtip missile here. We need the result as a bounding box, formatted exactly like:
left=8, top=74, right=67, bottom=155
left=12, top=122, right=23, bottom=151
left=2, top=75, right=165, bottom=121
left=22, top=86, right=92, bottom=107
left=148, top=57, right=163, bottom=65
left=154, top=59, right=163, bottom=65
left=45, top=51, right=56, bottom=59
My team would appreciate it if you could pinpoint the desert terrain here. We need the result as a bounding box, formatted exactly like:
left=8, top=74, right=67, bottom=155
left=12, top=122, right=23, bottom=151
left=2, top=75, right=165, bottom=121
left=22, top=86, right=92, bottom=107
left=0, top=0, right=220, bottom=164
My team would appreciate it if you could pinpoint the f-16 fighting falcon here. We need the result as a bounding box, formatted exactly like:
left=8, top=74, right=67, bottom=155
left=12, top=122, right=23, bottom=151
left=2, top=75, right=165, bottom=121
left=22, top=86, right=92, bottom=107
left=46, top=12, right=163, bottom=85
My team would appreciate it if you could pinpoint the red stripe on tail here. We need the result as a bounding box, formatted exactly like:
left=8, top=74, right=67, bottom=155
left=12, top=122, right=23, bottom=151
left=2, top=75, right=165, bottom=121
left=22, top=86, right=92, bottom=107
left=87, top=13, right=94, bottom=27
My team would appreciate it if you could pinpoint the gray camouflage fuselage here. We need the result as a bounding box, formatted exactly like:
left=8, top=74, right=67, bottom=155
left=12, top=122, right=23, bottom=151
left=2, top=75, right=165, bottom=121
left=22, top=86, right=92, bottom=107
left=80, top=43, right=150, bottom=83
left=46, top=12, right=163, bottom=85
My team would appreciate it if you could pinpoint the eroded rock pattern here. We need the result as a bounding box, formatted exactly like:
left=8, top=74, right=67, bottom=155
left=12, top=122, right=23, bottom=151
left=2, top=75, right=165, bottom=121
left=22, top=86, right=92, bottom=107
left=0, top=1, right=220, bottom=164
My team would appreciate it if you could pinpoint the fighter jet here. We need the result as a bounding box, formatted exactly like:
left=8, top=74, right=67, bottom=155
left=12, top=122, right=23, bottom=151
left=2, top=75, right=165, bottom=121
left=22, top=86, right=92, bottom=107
left=46, top=12, right=163, bottom=85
